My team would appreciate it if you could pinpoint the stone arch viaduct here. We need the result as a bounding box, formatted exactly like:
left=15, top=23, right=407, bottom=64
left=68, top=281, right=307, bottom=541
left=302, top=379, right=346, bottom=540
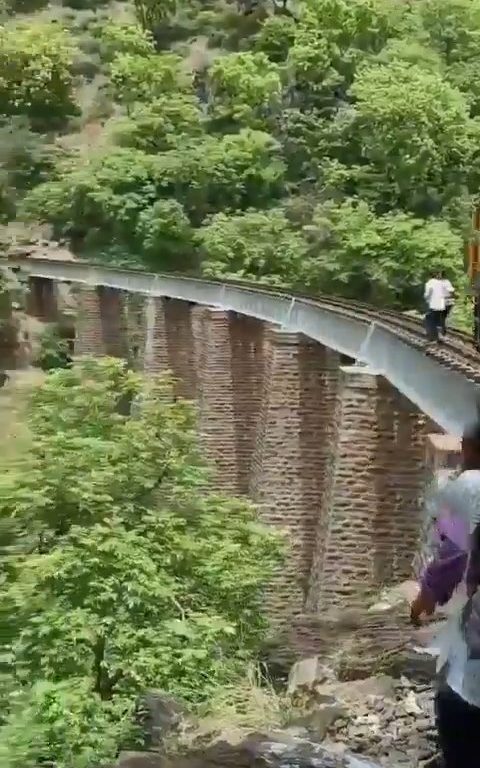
left=3, top=257, right=480, bottom=653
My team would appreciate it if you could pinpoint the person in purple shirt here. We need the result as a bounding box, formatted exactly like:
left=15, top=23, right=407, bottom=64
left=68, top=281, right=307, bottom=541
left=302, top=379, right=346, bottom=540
left=410, top=521, right=468, bottom=624
left=410, top=421, right=480, bottom=767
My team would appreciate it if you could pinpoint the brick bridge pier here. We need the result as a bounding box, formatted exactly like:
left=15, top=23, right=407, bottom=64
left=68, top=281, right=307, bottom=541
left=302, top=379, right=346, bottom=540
left=9, top=277, right=463, bottom=653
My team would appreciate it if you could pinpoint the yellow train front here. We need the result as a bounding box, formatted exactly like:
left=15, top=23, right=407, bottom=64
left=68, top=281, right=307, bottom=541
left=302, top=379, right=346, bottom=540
left=469, top=209, right=480, bottom=348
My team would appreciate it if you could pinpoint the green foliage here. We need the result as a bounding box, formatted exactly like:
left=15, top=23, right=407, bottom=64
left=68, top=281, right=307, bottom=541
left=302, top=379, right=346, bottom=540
left=0, top=359, right=282, bottom=766
left=186, top=130, right=285, bottom=219
left=0, top=117, right=58, bottom=222
left=34, top=325, right=72, bottom=372
left=418, top=0, right=480, bottom=65
left=288, top=0, right=408, bottom=106
left=0, top=679, right=136, bottom=768
left=2, top=0, right=48, bottom=13
left=348, top=60, right=475, bottom=212
left=306, top=200, right=464, bottom=305
left=22, top=129, right=285, bottom=245
left=133, top=0, right=178, bottom=33
left=416, top=0, right=480, bottom=116
left=373, top=37, right=443, bottom=72
left=111, top=94, right=204, bottom=152
left=255, top=15, right=296, bottom=63
left=137, top=199, right=195, bottom=268
left=98, top=20, right=155, bottom=62
left=198, top=208, right=307, bottom=286
left=7, top=0, right=480, bottom=313
left=4, top=0, right=480, bottom=757
left=110, top=51, right=191, bottom=106
left=0, top=23, right=79, bottom=129
left=207, top=52, right=282, bottom=128
left=22, top=147, right=159, bottom=249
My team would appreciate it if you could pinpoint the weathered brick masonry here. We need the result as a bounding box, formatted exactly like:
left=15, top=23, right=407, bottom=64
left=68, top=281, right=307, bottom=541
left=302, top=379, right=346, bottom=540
left=26, top=276, right=58, bottom=322
left=25, top=278, right=436, bottom=631
left=191, top=306, right=239, bottom=494
left=249, top=328, right=342, bottom=622
left=316, top=367, right=429, bottom=611
left=318, top=366, right=383, bottom=610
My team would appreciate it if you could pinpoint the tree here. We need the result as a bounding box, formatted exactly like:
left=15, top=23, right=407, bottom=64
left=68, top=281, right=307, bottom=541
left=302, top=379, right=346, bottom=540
left=286, top=20, right=336, bottom=109
left=255, top=14, right=296, bottom=62
left=22, top=147, right=160, bottom=250
left=207, top=51, right=283, bottom=128
left=187, top=129, right=286, bottom=219
left=98, top=20, right=155, bottom=62
left=305, top=199, right=464, bottom=305
left=372, top=36, right=443, bottom=72
left=0, top=117, right=58, bottom=222
left=418, top=0, right=480, bottom=66
left=198, top=207, right=308, bottom=286
left=1, top=0, right=49, bottom=13
left=133, top=0, right=178, bottom=33
left=0, top=359, right=282, bottom=767
left=337, top=59, right=477, bottom=215
left=110, top=52, right=191, bottom=107
left=0, top=23, right=79, bottom=129
left=417, top=0, right=480, bottom=115
left=287, top=0, right=410, bottom=109
left=22, top=129, right=286, bottom=245
left=110, top=94, right=204, bottom=153
left=0, top=679, right=136, bottom=768
left=136, top=198, right=196, bottom=268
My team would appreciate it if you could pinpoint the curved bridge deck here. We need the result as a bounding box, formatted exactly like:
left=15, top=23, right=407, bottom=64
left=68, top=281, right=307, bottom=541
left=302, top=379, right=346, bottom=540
left=5, top=257, right=480, bottom=435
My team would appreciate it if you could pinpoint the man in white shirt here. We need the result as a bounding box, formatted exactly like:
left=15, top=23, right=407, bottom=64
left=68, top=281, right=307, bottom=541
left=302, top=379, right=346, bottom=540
left=440, top=273, right=455, bottom=336
left=424, top=271, right=447, bottom=342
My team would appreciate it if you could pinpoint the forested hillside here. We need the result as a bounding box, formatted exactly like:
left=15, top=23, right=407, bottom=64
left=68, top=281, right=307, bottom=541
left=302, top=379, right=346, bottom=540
left=1, top=3, right=478, bottom=764
left=2, top=0, right=480, bottom=310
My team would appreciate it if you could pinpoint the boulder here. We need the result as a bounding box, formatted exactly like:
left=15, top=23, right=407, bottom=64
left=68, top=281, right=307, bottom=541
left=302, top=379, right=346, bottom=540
left=368, top=581, right=419, bottom=613
left=137, top=690, right=186, bottom=750
left=290, top=695, right=347, bottom=740
left=117, top=752, right=165, bottom=768
left=313, top=674, right=397, bottom=706
left=170, top=732, right=384, bottom=768
left=287, top=656, right=336, bottom=696
left=117, top=730, right=386, bottom=768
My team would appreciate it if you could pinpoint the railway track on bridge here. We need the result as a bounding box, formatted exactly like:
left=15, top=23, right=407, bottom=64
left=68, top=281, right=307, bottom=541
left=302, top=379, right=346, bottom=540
left=4, top=255, right=480, bottom=390
left=210, top=275, right=480, bottom=384
left=309, top=294, right=480, bottom=383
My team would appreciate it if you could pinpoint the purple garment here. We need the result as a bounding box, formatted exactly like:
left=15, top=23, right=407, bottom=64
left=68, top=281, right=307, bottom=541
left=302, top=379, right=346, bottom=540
left=435, top=513, right=470, bottom=552
left=420, top=536, right=468, bottom=607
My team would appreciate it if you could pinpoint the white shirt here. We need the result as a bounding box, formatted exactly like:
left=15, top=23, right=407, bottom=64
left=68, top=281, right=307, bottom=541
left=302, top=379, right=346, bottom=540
left=435, top=471, right=480, bottom=707
left=442, top=279, right=454, bottom=306
left=424, top=278, right=446, bottom=311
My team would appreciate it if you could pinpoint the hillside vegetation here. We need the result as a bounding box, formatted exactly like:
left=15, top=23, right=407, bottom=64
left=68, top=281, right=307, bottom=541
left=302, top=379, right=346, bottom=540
left=0, top=360, right=282, bottom=767
left=1, top=0, right=480, bottom=312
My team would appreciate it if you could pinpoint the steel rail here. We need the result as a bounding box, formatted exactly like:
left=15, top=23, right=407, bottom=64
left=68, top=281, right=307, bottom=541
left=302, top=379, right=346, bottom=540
left=3, top=256, right=480, bottom=436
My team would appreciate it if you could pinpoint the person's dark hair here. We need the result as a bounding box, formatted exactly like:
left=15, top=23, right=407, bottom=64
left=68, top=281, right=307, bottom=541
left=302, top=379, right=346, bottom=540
left=467, top=524, right=480, bottom=596
left=463, top=410, right=480, bottom=463
left=464, top=419, right=480, bottom=444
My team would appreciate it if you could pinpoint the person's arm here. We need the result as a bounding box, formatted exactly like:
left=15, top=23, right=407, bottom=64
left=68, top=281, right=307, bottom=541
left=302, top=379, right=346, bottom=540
left=424, top=280, right=432, bottom=303
left=445, top=280, right=455, bottom=298
left=410, top=539, right=468, bottom=625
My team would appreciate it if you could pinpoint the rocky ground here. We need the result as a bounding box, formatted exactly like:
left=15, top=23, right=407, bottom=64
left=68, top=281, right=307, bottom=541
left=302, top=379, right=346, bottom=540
left=115, top=580, right=446, bottom=768
left=316, top=674, right=437, bottom=766
left=116, top=651, right=441, bottom=768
